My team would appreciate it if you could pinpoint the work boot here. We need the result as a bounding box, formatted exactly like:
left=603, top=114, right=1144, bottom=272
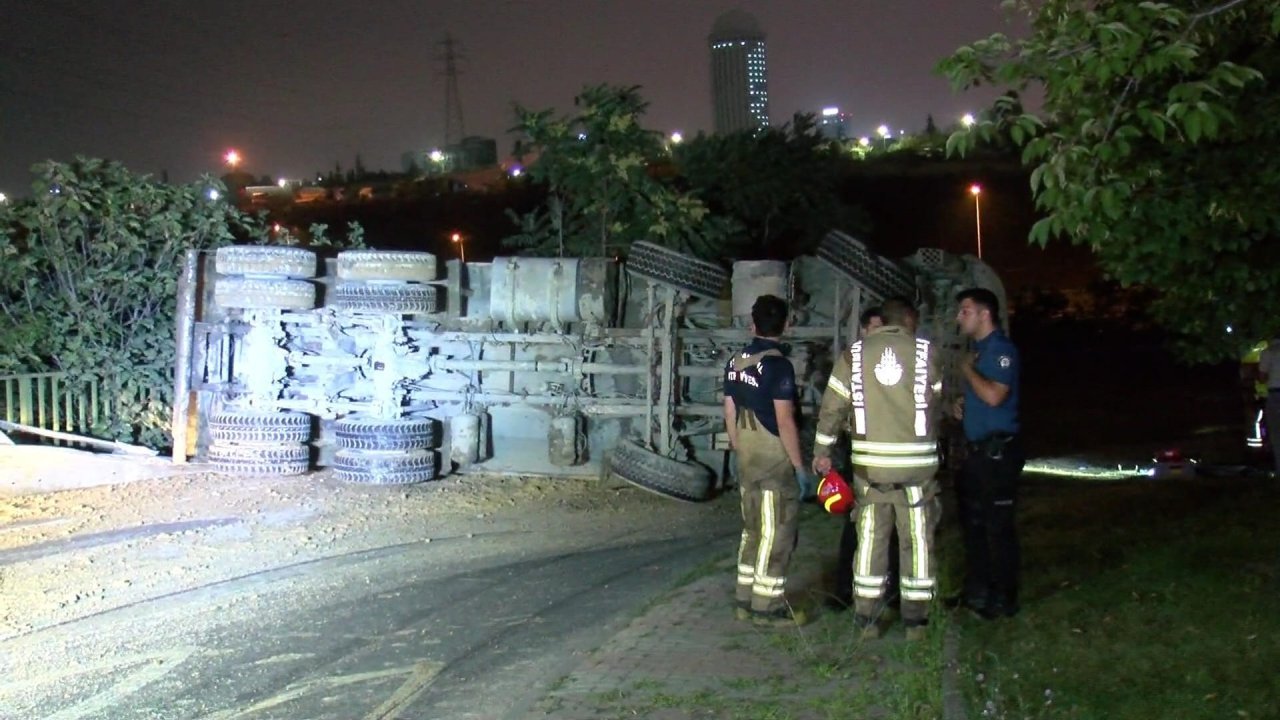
left=734, top=602, right=752, bottom=622
left=752, top=606, right=809, bottom=628
left=854, top=613, right=881, bottom=639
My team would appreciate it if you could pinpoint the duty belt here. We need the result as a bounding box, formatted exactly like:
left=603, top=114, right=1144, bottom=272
left=968, top=432, right=1017, bottom=460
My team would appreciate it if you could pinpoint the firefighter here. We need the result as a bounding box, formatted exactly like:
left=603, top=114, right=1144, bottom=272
left=951, top=287, right=1024, bottom=620
left=1256, top=336, right=1280, bottom=475
left=813, top=297, right=941, bottom=640
left=723, top=294, right=811, bottom=627
left=829, top=306, right=901, bottom=612
left=1241, top=340, right=1269, bottom=459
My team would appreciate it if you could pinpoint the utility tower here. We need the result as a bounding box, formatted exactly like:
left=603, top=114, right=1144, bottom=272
left=438, top=32, right=466, bottom=148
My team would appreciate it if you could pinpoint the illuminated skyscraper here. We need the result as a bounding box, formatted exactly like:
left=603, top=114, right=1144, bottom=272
left=709, top=10, right=769, bottom=135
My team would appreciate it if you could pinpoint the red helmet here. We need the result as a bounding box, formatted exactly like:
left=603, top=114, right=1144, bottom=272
left=817, top=470, right=854, bottom=514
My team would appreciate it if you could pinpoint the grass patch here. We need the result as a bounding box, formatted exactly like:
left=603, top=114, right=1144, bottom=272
left=955, top=476, right=1280, bottom=720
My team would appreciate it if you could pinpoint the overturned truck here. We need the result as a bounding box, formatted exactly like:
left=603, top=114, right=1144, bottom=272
left=171, top=232, right=1006, bottom=501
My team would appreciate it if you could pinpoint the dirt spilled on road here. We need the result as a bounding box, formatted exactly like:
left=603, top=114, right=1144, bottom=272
left=0, top=465, right=730, bottom=642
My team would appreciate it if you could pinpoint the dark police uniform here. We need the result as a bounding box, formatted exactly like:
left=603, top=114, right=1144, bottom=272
left=957, top=328, right=1024, bottom=616
left=725, top=338, right=800, bottom=614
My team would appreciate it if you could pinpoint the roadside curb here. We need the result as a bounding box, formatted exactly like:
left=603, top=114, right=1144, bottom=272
left=942, top=623, right=968, bottom=720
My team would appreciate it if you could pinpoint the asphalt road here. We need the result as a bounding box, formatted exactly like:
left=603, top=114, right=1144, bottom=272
left=0, top=507, right=738, bottom=720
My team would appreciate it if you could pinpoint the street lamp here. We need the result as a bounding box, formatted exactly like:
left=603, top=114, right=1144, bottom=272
left=224, top=149, right=241, bottom=169
left=877, top=124, right=890, bottom=150
left=451, top=231, right=466, bottom=263
left=0, top=192, right=7, bottom=204
left=961, top=113, right=976, bottom=128
left=969, top=184, right=983, bottom=259
left=669, top=131, right=683, bottom=145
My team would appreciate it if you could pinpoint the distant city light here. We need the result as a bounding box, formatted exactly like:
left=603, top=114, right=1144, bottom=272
left=224, top=149, right=241, bottom=168
left=509, top=165, right=523, bottom=177
left=670, top=131, right=684, bottom=144
left=858, top=137, right=870, bottom=147
left=277, top=178, right=288, bottom=188
left=821, top=107, right=839, bottom=117
left=961, top=113, right=976, bottom=128
left=877, top=125, right=890, bottom=138
left=207, top=188, right=220, bottom=201
left=577, top=132, right=588, bottom=141
left=429, top=149, right=445, bottom=163
left=0, top=192, right=7, bottom=204
left=272, top=223, right=282, bottom=233
left=1226, top=325, right=1234, bottom=334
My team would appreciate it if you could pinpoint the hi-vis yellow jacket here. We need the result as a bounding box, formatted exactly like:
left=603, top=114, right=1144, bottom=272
left=813, top=326, right=941, bottom=485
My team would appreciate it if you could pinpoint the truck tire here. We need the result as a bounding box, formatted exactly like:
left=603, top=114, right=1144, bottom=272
left=607, top=439, right=713, bottom=502
left=625, top=241, right=728, bottom=299
left=333, top=449, right=438, bottom=485
left=216, top=246, right=317, bottom=279
left=209, top=411, right=312, bottom=444
left=335, top=415, right=440, bottom=451
left=209, top=443, right=310, bottom=476
left=336, top=250, right=437, bottom=283
left=214, top=277, right=316, bottom=310
left=332, top=283, right=439, bottom=314
left=815, top=230, right=916, bottom=300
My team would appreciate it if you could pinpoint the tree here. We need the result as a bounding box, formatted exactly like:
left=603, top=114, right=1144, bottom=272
left=939, top=0, right=1280, bottom=360
left=674, top=114, right=869, bottom=258
left=505, top=84, right=736, bottom=259
left=0, top=157, right=363, bottom=446
left=0, top=159, right=248, bottom=444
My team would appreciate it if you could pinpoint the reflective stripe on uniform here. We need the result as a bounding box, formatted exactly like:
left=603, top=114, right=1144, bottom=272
left=856, top=503, right=875, bottom=580
left=851, top=342, right=866, bottom=434
left=854, top=502, right=882, bottom=600
left=753, top=574, right=787, bottom=597
left=827, top=376, right=851, bottom=399
left=852, top=454, right=938, bottom=468
left=854, top=572, right=886, bottom=599
left=1248, top=409, right=1265, bottom=447
left=852, top=440, right=938, bottom=455
left=914, top=338, right=931, bottom=437
left=755, top=489, right=777, bottom=582
left=902, top=589, right=933, bottom=601
left=905, top=486, right=931, bottom=597
left=900, top=576, right=935, bottom=589
left=815, top=432, right=838, bottom=447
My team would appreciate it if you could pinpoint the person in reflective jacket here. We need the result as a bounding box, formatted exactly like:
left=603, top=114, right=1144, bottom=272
left=813, top=297, right=941, bottom=640
left=723, top=294, right=812, bottom=627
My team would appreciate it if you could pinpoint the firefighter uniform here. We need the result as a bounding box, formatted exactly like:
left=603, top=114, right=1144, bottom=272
left=813, top=326, right=941, bottom=626
left=1242, top=341, right=1269, bottom=455
left=725, top=339, right=801, bottom=615
left=1257, top=340, right=1280, bottom=473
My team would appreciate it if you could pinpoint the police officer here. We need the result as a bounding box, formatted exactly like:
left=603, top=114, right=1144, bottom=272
left=723, top=294, right=811, bottom=627
left=813, top=297, right=941, bottom=640
left=952, top=287, right=1024, bottom=619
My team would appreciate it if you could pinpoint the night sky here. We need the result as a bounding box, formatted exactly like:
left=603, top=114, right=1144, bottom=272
left=0, top=0, right=1015, bottom=195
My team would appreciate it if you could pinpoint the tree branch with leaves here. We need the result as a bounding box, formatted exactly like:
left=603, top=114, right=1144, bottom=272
left=940, top=0, right=1280, bottom=360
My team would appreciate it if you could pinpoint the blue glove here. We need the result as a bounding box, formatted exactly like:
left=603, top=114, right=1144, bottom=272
left=795, top=467, right=818, bottom=500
